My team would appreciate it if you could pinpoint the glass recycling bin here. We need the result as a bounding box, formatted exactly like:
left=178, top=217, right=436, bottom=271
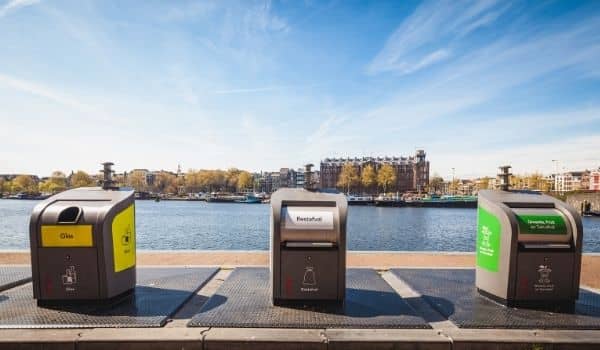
left=29, top=187, right=136, bottom=304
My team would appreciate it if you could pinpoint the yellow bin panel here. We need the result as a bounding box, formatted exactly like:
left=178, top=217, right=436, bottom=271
left=41, top=225, right=93, bottom=247
left=111, top=204, right=136, bottom=272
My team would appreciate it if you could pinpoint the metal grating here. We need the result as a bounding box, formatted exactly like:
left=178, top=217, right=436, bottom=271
left=392, top=268, right=600, bottom=329
left=0, top=266, right=31, bottom=292
left=0, top=267, right=217, bottom=328
left=188, top=267, right=430, bottom=329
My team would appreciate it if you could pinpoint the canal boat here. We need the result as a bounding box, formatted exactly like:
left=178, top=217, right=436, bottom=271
left=404, top=195, right=477, bottom=208
left=374, top=194, right=404, bottom=207
left=235, top=194, right=262, bottom=204
left=346, top=195, right=375, bottom=205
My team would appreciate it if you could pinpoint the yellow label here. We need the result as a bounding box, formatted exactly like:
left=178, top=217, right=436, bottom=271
left=111, top=204, right=136, bottom=272
left=41, top=225, right=93, bottom=247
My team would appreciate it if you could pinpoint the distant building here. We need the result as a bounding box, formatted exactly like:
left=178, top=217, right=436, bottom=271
left=319, top=150, right=429, bottom=193
left=295, top=168, right=305, bottom=188
left=555, top=171, right=585, bottom=193
left=590, top=170, right=600, bottom=191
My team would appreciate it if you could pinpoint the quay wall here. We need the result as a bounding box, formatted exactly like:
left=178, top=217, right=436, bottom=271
left=566, top=191, right=600, bottom=213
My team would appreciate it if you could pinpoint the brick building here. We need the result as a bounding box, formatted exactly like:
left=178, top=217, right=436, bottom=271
left=319, top=150, right=430, bottom=194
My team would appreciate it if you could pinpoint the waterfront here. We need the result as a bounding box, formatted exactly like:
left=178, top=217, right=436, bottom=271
left=1, top=199, right=600, bottom=252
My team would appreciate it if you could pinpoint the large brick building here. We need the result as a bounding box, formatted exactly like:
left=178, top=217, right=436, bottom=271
left=319, top=150, right=430, bottom=193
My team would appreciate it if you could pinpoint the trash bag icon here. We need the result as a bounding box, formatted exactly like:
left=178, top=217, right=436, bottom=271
left=302, top=267, right=316, bottom=286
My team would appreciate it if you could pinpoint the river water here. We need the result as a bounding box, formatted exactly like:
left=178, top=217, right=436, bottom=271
left=2, top=199, right=600, bottom=252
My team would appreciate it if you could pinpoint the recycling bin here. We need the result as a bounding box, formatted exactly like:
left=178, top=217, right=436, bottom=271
left=29, top=187, right=136, bottom=304
left=270, top=188, right=347, bottom=305
left=476, top=189, right=583, bottom=307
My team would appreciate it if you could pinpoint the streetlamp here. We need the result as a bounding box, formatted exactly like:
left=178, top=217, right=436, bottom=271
left=552, top=160, right=559, bottom=193
left=451, top=168, right=455, bottom=195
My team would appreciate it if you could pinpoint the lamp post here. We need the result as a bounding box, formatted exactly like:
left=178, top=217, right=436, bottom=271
left=451, top=168, right=455, bottom=195
left=552, top=159, right=559, bottom=193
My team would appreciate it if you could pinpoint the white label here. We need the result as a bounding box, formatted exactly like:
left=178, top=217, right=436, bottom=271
left=283, top=208, right=334, bottom=230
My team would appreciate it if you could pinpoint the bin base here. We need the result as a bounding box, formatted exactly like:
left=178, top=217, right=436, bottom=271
left=477, top=288, right=576, bottom=312
left=36, top=288, right=135, bottom=308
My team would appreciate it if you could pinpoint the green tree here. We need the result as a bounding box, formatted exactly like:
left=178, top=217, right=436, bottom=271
left=127, top=172, right=146, bottom=192
left=12, top=175, right=38, bottom=194
left=185, top=170, right=202, bottom=193
left=377, top=164, right=396, bottom=194
left=449, top=179, right=460, bottom=194
left=70, top=171, right=94, bottom=188
left=429, top=173, right=445, bottom=193
left=48, top=171, right=67, bottom=192
left=337, top=163, right=359, bottom=194
left=0, top=177, right=6, bottom=194
left=360, top=164, right=377, bottom=194
left=237, top=171, right=253, bottom=191
left=225, top=168, right=241, bottom=192
left=154, top=171, right=177, bottom=194
left=478, top=177, right=490, bottom=191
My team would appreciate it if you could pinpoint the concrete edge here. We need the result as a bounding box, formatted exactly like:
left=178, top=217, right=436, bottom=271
left=3, top=328, right=600, bottom=346
left=203, top=327, right=327, bottom=343
left=324, top=328, right=450, bottom=343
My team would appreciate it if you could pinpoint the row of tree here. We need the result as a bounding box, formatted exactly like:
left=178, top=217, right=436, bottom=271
left=0, top=168, right=256, bottom=196
left=0, top=171, right=95, bottom=195
left=336, top=163, right=398, bottom=194
left=126, top=168, right=254, bottom=194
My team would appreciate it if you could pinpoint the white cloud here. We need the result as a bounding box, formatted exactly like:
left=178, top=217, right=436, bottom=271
left=367, top=0, right=509, bottom=75
left=363, top=16, right=600, bottom=127
left=0, top=73, right=112, bottom=122
left=0, top=0, right=39, bottom=17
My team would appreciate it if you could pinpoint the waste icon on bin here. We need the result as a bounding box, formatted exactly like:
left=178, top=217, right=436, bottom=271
left=303, top=267, right=316, bottom=286
left=62, top=266, right=77, bottom=285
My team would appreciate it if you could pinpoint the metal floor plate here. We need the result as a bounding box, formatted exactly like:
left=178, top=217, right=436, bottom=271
left=188, top=267, right=430, bottom=329
left=0, top=267, right=218, bottom=328
left=392, top=268, right=600, bottom=329
left=0, top=266, right=31, bottom=292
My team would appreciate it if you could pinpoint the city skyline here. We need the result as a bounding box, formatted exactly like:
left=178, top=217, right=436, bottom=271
left=1, top=1, right=600, bottom=178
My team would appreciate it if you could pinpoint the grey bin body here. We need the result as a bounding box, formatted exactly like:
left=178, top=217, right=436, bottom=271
left=270, top=188, right=348, bottom=305
left=476, top=190, right=583, bottom=307
left=29, top=187, right=136, bottom=303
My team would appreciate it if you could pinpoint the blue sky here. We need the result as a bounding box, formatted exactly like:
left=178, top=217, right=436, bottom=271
left=1, top=0, right=599, bottom=179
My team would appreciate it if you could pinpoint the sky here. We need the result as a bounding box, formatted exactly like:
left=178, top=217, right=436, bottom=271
left=1, top=0, right=599, bottom=180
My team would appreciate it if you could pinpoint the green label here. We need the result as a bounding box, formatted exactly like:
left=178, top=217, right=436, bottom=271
left=516, top=214, right=566, bottom=235
left=476, top=206, right=501, bottom=272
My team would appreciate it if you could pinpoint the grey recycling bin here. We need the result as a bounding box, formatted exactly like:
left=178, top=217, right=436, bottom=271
left=476, top=189, right=583, bottom=307
left=30, top=187, right=136, bottom=304
left=270, top=188, right=348, bottom=305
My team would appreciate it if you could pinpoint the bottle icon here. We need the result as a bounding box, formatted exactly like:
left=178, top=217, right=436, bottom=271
left=302, top=266, right=316, bottom=286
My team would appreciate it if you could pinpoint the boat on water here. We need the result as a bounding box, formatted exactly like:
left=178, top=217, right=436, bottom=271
left=404, top=195, right=477, bottom=208
left=374, top=194, right=404, bottom=207
left=235, top=194, right=262, bottom=204
left=346, top=195, right=375, bottom=205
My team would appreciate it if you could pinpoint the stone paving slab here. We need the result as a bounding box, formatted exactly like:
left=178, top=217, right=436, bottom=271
left=189, top=267, right=431, bottom=329
left=392, top=268, right=600, bottom=329
left=0, top=267, right=217, bottom=328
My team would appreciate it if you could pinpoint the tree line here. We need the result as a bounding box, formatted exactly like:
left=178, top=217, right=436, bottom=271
left=0, top=171, right=95, bottom=195
left=0, top=168, right=255, bottom=195
left=336, top=163, right=398, bottom=194
left=127, top=168, right=254, bottom=194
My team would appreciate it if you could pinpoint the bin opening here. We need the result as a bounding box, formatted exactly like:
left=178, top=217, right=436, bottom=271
left=284, top=242, right=335, bottom=248
left=519, top=242, right=572, bottom=250
left=58, top=206, right=82, bottom=224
